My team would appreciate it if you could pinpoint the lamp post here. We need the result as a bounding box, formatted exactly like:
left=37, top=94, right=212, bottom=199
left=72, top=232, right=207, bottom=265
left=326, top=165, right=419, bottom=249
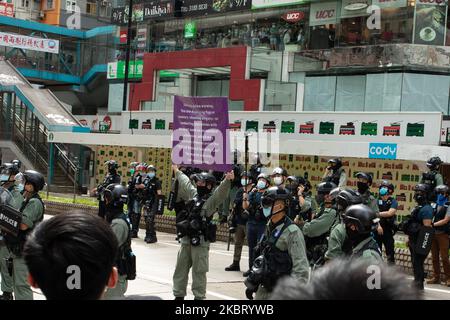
left=122, top=0, right=134, bottom=112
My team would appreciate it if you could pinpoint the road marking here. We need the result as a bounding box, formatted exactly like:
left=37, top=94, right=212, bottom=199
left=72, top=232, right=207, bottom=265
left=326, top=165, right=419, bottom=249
left=154, top=240, right=249, bottom=259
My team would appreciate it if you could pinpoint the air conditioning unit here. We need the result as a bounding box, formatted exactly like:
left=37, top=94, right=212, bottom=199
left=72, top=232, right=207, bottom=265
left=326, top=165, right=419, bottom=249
left=38, top=10, right=45, bottom=19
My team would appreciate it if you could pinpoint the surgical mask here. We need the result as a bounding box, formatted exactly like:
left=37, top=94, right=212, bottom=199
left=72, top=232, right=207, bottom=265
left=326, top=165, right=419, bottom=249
left=0, top=174, right=9, bottom=182
left=17, top=183, right=24, bottom=192
left=241, top=179, right=248, bottom=186
left=148, top=172, right=155, bottom=179
left=379, top=187, right=388, bottom=196
left=263, top=206, right=272, bottom=218
left=437, top=194, right=447, bottom=206
left=130, top=169, right=135, bottom=175
left=357, top=182, right=369, bottom=193
left=257, top=181, right=267, bottom=190
left=273, top=177, right=283, bottom=186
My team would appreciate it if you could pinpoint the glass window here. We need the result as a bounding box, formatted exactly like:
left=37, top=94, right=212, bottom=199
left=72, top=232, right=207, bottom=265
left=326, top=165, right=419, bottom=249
left=365, top=73, right=402, bottom=111
left=335, top=75, right=366, bottom=111
left=304, top=76, right=336, bottom=111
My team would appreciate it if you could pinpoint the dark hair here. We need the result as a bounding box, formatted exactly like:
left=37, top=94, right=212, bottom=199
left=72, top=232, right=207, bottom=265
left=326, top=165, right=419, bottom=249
left=269, top=258, right=420, bottom=300
left=23, top=212, right=119, bottom=300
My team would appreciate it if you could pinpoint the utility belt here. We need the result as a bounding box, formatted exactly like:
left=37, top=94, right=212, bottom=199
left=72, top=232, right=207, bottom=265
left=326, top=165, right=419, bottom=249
left=176, top=210, right=217, bottom=245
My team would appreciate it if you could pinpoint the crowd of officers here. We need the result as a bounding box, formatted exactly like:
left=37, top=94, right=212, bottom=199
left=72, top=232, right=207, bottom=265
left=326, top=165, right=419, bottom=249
left=0, top=153, right=449, bottom=300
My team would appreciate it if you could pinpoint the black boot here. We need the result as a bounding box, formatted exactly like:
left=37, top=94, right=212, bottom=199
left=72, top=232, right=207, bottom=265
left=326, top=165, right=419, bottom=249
left=243, top=270, right=251, bottom=277
left=0, top=292, right=13, bottom=300
left=225, top=262, right=240, bottom=271
left=130, top=230, right=138, bottom=238
left=174, top=296, right=184, bottom=300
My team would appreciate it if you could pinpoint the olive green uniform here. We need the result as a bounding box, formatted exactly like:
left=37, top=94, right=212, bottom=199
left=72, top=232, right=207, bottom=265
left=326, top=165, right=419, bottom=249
left=325, top=222, right=347, bottom=260
left=10, top=196, right=43, bottom=300
left=172, top=171, right=231, bottom=300
left=302, top=207, right=338, bottom=238
left=360, top=191, right=379, bottom=214
left=104, top=218, right=129, bottom=300
left=420, top=172, right=443, bottom=187
left=255, top=219, right=309, bottom=300
left=0, top=186, right=23, bottom=295
left=351, top=237, right=383, bottom=264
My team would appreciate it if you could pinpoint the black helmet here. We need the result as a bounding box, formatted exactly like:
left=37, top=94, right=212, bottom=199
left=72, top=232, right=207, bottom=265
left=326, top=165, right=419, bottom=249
left=329, top=187, right=341, bottom=202
left=105, top=160, right=118, bottom=171
left=23, top=170, right=45, bottom=191
left=342, top=204, right=379, bottom=235
left=195, top=172, right=216, bottom=186
left=11, top=160, right=21, bottom=169
left=356, top=172, right=373, bottom=185
left=379, top=180, right=395, bottom=192
left=261, top=186, right=290, bottom=207
left=414, top=183, right=429, bottom=193
left=285, top=176, right=299, bottom=192
left=146, top=165, right=156, bottom=172
left=317, top=181, right=337, bottom=195
left=426, top=157, right=442, bottom=170
left=328, top=158, right=342, bottom=169
left=0, top=163, right=19, bottom=177
left=435, top=184, right=449, bottom=195
left=104, top=183, right=127, bottom=205
left=272, top=167, right=288, bottom=177
left=336, top=189, right=363, bottom=212
left=297, top=176, right=311, bottom=193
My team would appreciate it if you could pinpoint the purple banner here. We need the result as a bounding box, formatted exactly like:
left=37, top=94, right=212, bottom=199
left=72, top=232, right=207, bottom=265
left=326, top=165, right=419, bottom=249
left=172, top=96, right=231, bottom=172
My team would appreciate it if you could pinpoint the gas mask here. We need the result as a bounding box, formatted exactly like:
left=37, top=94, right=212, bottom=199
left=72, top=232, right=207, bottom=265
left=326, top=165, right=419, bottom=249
left=357, top=182, right=369, bottom=193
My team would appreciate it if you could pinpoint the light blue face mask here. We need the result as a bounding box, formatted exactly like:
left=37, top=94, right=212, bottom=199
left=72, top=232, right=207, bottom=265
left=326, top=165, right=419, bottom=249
left=17, top=184, right=24, bottom=192
left=257, top=181, right=266, bottom=189
left=241, top=179, right=248, bottom=186
left=263, top=207, right=272, bottom=218
left=148, top=172, right=155, bottom=179
left=0, top=174, right=9, bottom=182
left=379, top=187, right=388, bottom=196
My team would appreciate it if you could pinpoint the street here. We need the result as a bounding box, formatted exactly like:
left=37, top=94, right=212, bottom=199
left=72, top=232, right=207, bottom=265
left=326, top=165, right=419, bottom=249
left=28, top=219, right=450, bottom=300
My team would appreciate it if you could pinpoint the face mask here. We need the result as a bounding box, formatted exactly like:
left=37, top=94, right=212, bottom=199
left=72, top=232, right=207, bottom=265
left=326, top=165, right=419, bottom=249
left=0, top=174, right=9, bottom=182
left=17, top=184, right=24, bottom=192
left=130, top=169, right=135, bottom=175
left=273, top=177, right=283, bottom=186
left=197, top=185, right=210, bottom=197
left=357, top=182, right=369, bottom=193
left=437, top=194, right=447, bottom=206
left=379, top=187, right=388, bottom=196
left=263, top=206, right=272, bottom=218
left=241, top=179, right=248, bottom=186
left=257, top=181, right=267, bottom=190
left=414, top=193, right=426, bottom=204
left=148, top=172, right=155, bottom=179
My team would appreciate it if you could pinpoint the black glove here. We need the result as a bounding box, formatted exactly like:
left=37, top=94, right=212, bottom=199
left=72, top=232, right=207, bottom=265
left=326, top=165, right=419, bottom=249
left=245, top=288, right=255, bottom=300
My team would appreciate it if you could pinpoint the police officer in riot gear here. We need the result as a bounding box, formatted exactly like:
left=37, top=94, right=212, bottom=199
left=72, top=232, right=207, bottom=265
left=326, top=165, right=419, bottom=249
left=103, top=184, right=133, bottom=299
left=142, top=165, right=162, bottom=244
left=127, top=162, right=139, bottom=238
left=374, top=180, right=398, bottom=264
left=93, top=160, right=121, bottom=219
left=355, top=172, right=379, bottom=215
left=420, top=156, right=444, bottom=202
left=427, top=185, right=450, bottom=286
left=11, top=160, right=21, bottom=171
left=403, top=184, right=434, bottom=290
left=293, top=176, right=316, bottom=223
left=243, top=173, right=270, bottom=277
left=4, top=170, right=45, bottom=300
left=299, top=182, right=338, bottom=267
left=225, top=171, right=253, bottom=272
left=0, top=163, right=23, bottom=300
left=221, top=149, right=243, bottom=223
left=325, top=189, right=363, bottom=261
left=172, top=165, right=234, bottom=300
left=129, top=163, right=147, bottom=237
left=342, top=204, right=382, bottom=263
left=272, top=167, right=288, bottom=188
left=322, top=158, right=346, bottom=187
left=244, top=186, right=309, bottom=300
left=249, top=152, right=263, bottom=182
left=285, top=176, right=300, bottom=220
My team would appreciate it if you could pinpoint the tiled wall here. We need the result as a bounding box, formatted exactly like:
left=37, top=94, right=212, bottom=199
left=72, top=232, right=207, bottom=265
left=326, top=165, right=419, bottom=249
left=95, top=146, right=427, bottom=216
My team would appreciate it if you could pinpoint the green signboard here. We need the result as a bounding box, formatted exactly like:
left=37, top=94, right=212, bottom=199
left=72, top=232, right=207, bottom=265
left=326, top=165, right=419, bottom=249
left=406, top=123, right=425, bottom=137
left=107, top=60, right=143, bottom=79
left=184, top=21, right=197, bottom=39
left=160, top=70, right=180, bottom=78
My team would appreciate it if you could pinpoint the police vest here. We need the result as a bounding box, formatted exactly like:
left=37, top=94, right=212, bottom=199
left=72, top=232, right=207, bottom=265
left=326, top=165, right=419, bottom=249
left=98, top=173, right=121, bottom=200
left=378, top=197, right=396, bottom=229
left=142, top=177, right=160, bottom=203
left=433, top=204, right=450, bottom=234
left=305, top=206, right=336, bottom=247
left=352, top=238, right=381, bottom=259
left=5, top=193, right=44, bottom=256
left=324, top=167, right=344, bottom=185
left=422, top=171, right=437, bottom=192
left=260, top=217, right=293, bottom=291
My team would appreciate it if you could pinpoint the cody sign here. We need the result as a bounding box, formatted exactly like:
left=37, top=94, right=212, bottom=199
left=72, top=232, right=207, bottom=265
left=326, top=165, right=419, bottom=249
left=368, top=143, right=397, bottom=159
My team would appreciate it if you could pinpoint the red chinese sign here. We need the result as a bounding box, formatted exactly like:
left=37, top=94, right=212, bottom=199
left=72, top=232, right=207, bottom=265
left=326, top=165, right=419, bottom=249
left=0, top=32, right=59, bottom=54
left=0, top=3, right=14, bottom=17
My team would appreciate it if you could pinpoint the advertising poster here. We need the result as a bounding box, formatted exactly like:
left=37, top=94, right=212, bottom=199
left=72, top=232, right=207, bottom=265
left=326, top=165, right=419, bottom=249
left=413, top=0, right=448, bottom=45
